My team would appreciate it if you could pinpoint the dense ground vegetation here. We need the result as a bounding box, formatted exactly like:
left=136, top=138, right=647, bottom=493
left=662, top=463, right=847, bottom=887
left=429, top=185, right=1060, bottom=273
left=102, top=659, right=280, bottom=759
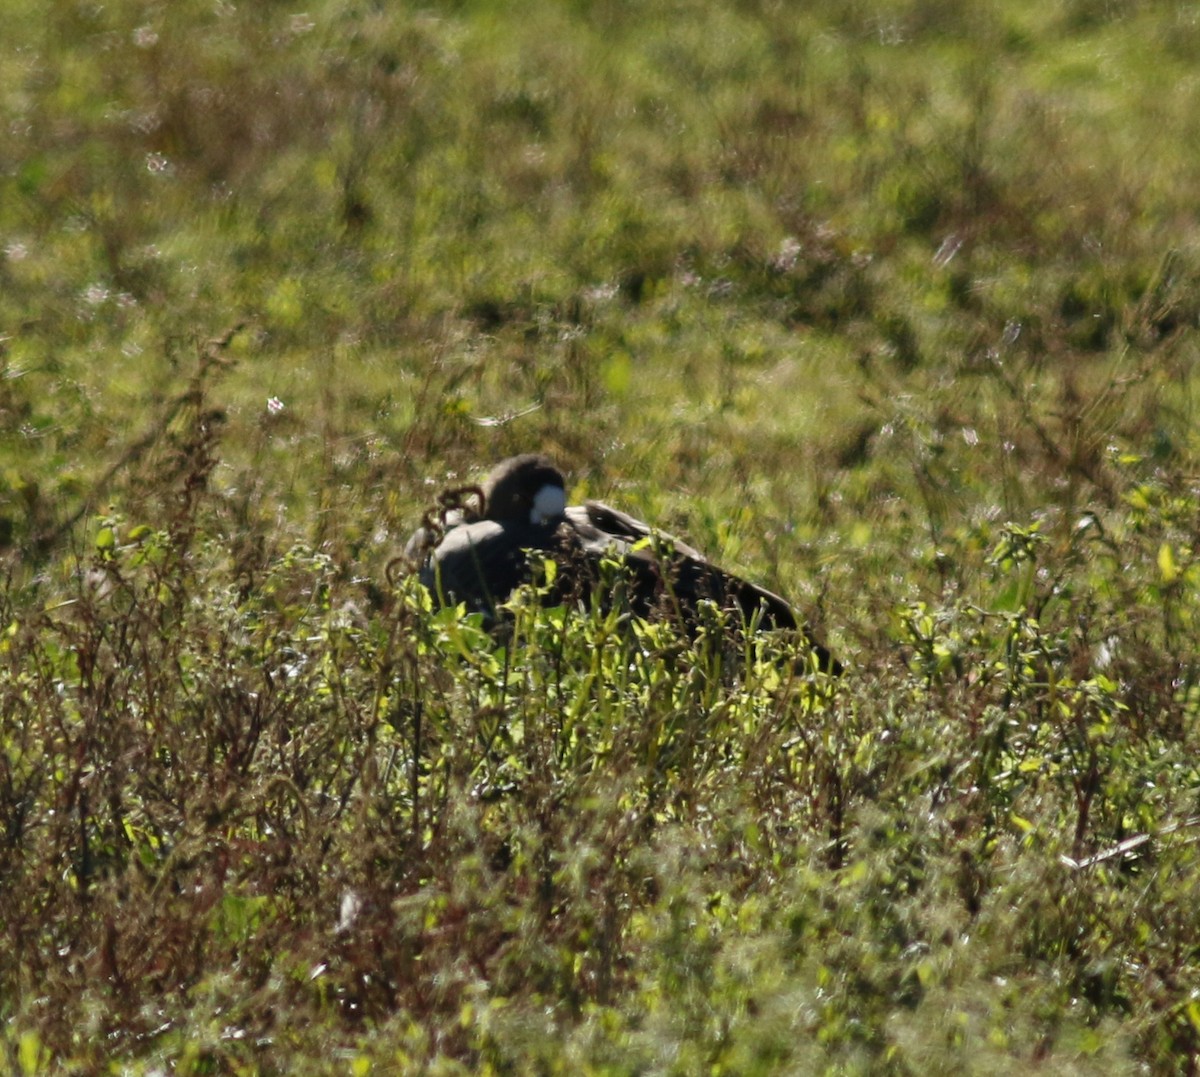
left=3, top=0, right=1200, bottom=1071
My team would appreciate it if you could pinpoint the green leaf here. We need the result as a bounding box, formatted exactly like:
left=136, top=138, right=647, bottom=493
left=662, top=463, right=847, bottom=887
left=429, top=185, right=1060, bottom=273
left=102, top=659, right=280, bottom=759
left=18, top=1031, right=46, bottom=1076
left=1158, top=542, right=1178, bottom=584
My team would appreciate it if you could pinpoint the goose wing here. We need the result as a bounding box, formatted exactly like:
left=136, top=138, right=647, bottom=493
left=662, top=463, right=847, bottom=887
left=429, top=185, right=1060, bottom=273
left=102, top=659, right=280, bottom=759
left=567, top=500, right=705, bottom=559
left=564, top=501, right=799, bottom=632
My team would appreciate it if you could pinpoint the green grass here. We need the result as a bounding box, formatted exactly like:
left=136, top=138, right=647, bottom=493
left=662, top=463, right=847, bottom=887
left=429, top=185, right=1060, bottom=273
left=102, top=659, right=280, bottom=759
left=3, top=0, right=1200, bottom=1072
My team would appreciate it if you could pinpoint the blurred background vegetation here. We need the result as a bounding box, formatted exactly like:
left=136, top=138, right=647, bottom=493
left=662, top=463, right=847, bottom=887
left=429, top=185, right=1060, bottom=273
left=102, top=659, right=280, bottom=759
left=3, top=0, right=1200, bottom=1072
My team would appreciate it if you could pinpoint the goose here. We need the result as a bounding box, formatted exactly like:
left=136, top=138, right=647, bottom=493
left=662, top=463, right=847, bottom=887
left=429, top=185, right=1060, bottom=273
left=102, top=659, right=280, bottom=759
left=408, top=454, right=839, bottom=673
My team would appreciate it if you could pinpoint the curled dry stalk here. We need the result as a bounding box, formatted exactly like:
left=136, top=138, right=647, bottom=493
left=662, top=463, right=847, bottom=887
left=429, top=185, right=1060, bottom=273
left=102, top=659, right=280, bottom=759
left=385, top=482, right=485, bottom=586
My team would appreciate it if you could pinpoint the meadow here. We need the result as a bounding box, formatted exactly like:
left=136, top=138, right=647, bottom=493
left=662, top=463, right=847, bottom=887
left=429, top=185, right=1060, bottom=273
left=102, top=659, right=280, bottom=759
left=3, top=0, right=1200, bottom=1072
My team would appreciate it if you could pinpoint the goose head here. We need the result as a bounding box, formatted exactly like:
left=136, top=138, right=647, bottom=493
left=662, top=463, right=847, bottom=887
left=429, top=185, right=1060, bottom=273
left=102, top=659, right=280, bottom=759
left=482, top=454, right=568, bottom=526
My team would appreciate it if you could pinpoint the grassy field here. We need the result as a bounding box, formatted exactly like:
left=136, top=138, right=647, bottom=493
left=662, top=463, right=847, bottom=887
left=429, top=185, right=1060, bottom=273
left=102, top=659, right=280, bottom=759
left=3, top=0, right=1200, bottom=1072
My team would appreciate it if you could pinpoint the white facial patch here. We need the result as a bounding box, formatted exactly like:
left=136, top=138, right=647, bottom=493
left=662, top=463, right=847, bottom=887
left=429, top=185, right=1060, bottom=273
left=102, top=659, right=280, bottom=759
left=530, top=483, right=567, bottom=525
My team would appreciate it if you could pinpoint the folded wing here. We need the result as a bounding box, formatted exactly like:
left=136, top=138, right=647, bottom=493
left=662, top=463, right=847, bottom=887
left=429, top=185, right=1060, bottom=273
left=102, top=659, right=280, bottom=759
left=568, top=501, right=803, bottom=634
